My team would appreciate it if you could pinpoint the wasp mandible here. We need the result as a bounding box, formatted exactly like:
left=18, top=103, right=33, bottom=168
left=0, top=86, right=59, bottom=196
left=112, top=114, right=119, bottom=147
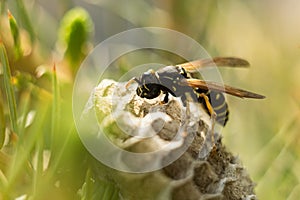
left=126, top=57, right=265, bottom=126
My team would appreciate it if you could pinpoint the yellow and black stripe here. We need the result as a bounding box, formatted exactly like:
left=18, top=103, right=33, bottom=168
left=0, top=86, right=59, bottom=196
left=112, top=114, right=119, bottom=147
left=197, top=89, right=229, bottom=126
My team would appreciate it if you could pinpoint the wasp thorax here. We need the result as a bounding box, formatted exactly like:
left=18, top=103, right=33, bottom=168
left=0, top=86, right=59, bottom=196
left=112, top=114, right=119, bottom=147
left=140, top=71, right=159, bottom=85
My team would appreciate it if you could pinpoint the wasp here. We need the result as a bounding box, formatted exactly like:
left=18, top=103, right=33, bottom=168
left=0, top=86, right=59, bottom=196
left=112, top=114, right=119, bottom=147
left=126, top=57, right=265, bottom=127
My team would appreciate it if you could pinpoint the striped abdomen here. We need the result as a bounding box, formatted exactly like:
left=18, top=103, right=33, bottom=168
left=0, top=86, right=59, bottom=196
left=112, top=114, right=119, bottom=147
left=197, top=89, right=229, bottom=126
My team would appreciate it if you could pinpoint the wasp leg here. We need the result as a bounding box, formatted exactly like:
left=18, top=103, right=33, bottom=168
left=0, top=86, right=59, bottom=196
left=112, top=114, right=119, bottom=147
left=198, top=93, right=217, bottom=145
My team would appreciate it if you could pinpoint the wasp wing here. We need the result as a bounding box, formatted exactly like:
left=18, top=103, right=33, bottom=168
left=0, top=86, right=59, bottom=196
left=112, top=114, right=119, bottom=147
left=178, top=57, right=249, bottom=72
left=182, top=79, right=265, bottom=99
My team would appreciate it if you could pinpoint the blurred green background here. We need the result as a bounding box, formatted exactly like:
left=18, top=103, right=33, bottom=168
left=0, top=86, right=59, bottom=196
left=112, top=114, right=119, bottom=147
left=0, top=0, right=299, bottom=199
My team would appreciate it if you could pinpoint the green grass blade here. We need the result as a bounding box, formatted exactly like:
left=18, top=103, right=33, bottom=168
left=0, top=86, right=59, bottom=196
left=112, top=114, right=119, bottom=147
left=32, top=138, right=44, bottom=199
left=0, top=95, right=5, bottom=149
left=0, top=41, right=18, bottom=134
left=80, top=168, right=120, bottom=200
left=48, top=126, right=74, bottom=175
left=15, top=0, right=35, bottom=42
left=50, top=64, right=59, bottom=162
left=8, top=10, right=23, bottom=59
left=17, top=87, right=32, bottom=137
left=5, top=102, right=49, bottom=197
left=250, top=112, right=299, bottom=177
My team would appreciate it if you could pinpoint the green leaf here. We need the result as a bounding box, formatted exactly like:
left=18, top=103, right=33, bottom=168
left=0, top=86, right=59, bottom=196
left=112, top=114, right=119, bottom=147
left=0, top=41, right=18, bottom=134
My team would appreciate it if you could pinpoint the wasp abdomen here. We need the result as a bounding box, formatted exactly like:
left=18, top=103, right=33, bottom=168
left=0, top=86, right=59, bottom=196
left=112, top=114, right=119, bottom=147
left=197, top=90, right=229, bottom=126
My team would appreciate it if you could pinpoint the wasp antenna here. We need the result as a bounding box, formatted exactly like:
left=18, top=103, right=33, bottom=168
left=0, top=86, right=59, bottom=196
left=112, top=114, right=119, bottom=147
left=125, top=77, right=141, bottom=89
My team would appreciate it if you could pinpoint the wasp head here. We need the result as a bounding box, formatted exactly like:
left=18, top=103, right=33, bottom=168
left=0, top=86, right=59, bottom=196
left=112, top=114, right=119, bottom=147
left=134, top=70, right=162, bottom=99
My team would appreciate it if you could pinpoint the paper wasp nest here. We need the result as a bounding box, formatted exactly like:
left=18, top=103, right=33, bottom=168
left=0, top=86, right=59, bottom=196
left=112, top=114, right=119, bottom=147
left=92, top=79, right=256, bottom=200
